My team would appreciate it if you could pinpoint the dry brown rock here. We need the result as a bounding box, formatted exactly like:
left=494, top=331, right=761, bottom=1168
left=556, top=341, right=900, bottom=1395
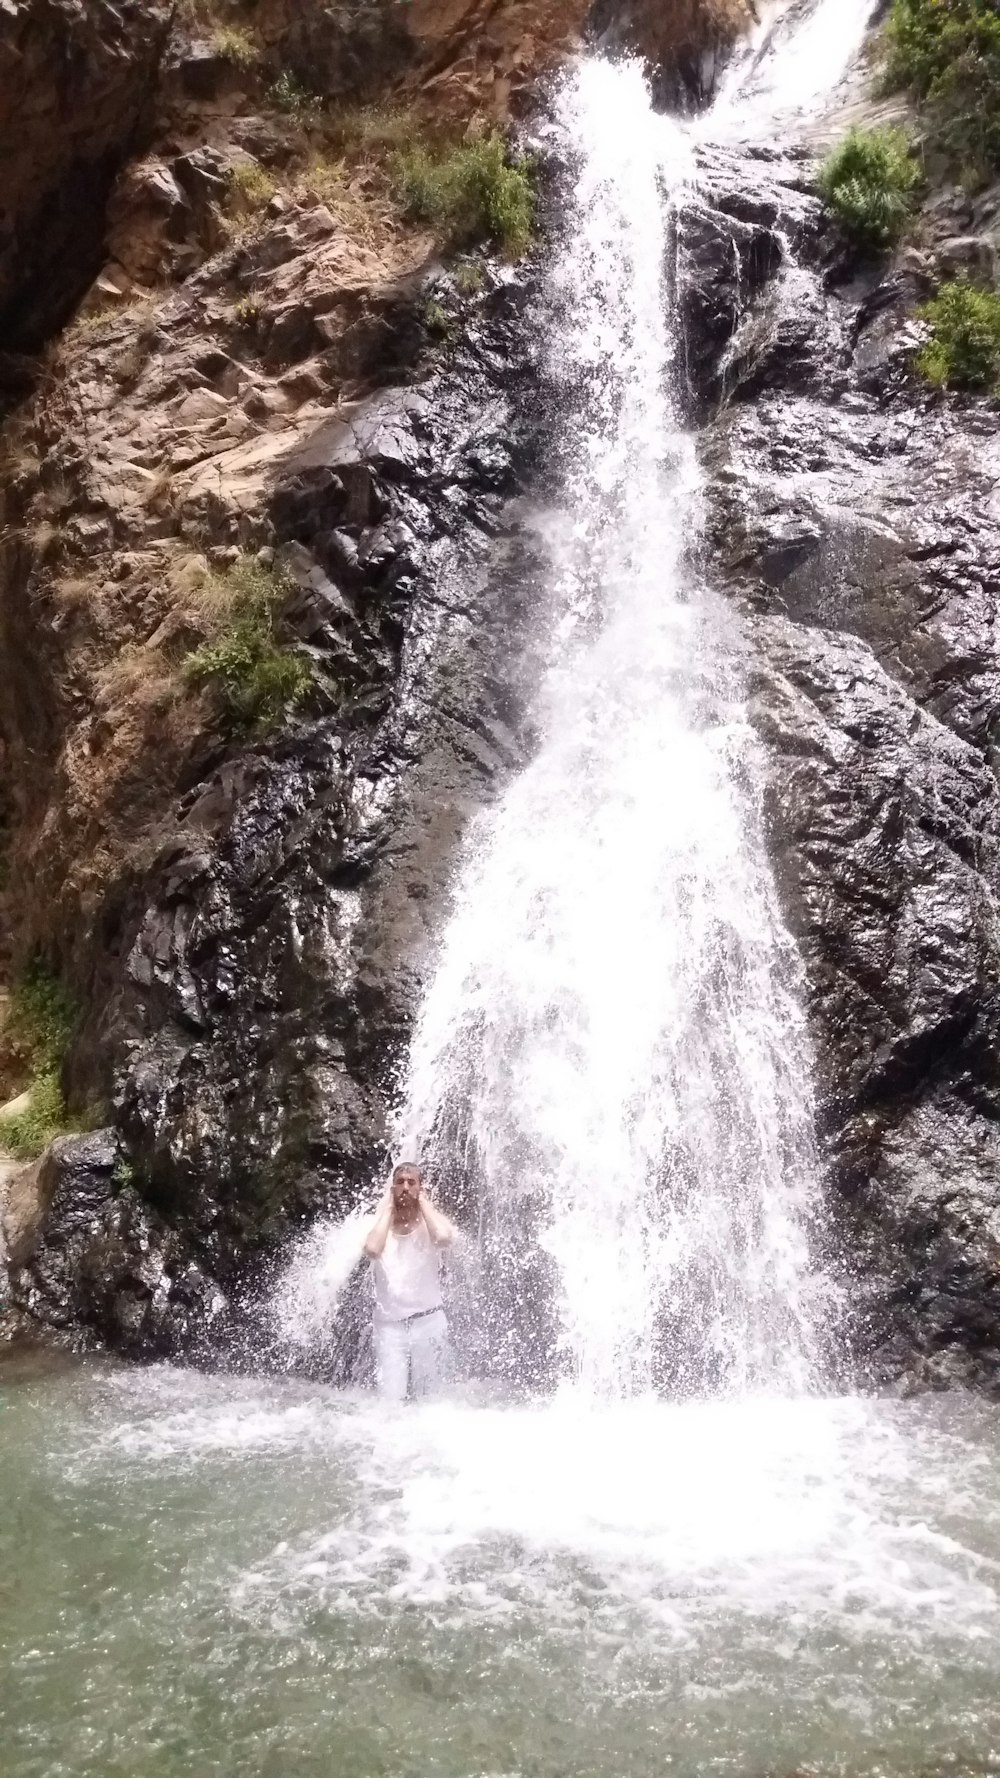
left=0, top=1155, right=45, bottom=1268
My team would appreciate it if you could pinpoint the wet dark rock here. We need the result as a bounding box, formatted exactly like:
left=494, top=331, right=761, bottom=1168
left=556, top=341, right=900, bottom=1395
left=53, top=273, right=557, bottom=1346
left=688, top=144, right=1000, bottom=1392
left=5, top=1131, right=221, bottom=1356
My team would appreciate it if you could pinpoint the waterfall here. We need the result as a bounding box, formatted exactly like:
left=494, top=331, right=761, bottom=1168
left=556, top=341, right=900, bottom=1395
left=272, top=0, right=882, bottom=1396
left=397, top=46, right=844, bottom=1401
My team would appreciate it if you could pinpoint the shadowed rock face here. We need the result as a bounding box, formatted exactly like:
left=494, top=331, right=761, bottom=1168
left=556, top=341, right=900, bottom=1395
left=0, top=0, right=174, bottom=354
left=590, top=0, right=753, bottom=104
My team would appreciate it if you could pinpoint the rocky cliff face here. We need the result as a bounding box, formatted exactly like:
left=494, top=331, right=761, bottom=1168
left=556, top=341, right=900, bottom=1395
left=0, top=0, right=751, bottom=1352
left=4, top=0, right=1000, bottom=1397
left=685, top=141, right=1000, bottom=1392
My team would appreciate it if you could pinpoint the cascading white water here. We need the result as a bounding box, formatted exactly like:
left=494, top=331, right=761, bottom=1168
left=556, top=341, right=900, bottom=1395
left=709, top=0, right=880, bottom=139
left=398, top=55, right=834, bottom=1400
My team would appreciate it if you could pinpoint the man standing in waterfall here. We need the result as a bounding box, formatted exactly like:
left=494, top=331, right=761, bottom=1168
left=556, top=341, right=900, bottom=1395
left=363, top=1162, right=456, bottom=1401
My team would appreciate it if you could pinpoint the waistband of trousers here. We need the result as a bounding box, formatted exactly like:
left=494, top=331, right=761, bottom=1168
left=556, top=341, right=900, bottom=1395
left=380, top=1304, right=444, bottom=1328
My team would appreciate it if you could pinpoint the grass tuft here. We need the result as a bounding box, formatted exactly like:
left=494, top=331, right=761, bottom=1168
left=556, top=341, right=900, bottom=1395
left=395, top=134, right=535, bottom=258
left=328, top=105, right=423, bottom=156
left=183, top=556, right=312, bottom=731
left=916, top=280, right=1000, bottom=389
left=0, top=1074, right=69, bottom=1161
left=227, top=159, right=277, bottom=212
left=818, top=126, right=920, bottom=249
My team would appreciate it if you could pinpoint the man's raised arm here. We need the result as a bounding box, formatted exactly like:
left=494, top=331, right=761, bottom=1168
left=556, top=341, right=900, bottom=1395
left=364, top=1189, right=394, bottom=1259
left=418, top=1187, right=455, bottom=1249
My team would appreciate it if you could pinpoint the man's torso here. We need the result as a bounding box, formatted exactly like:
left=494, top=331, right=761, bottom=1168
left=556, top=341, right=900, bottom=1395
left=372, top=1220, right=443, bottom=1323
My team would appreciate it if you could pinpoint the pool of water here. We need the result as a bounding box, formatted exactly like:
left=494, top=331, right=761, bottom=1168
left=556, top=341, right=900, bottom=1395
left=3, top=1357, right=1000, bottom=1778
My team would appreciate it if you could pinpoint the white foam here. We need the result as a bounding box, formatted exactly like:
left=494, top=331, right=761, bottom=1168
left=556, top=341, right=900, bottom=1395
left=269, top=1210, right=371, bottom=1350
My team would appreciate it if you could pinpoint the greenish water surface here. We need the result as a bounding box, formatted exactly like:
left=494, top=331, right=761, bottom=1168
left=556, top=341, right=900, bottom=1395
left=3, top=1357, right=1000, bottom=1778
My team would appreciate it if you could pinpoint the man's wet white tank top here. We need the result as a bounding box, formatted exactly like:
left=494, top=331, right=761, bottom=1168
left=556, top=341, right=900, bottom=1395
left=371, top=1219, right=443, bottom=1323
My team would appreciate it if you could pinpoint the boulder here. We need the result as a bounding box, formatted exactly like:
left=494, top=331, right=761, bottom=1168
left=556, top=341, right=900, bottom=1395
left=5, top=1130, right=223, bottom=1355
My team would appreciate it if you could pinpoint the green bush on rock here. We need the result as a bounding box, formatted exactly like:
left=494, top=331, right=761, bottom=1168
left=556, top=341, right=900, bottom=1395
left=5, top=961, right=75, bottom=1073
left=818, top=125, right=920, bottom=249
left=395, top=134, right=535, bottom=258
left=0, top=960, right=77, bottom=1160
left=183, top=556, right=312, bottom=732
left=917, top=280, right=1000, bottom=388
left=884, top=0, right=1000, bottom=178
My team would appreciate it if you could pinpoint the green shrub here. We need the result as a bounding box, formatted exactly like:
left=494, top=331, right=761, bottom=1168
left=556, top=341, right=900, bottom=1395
left=211, top=24, right=260, bottom=67
left=395, top=134, right=535, bottom=258
left=5, top=960, right=75, bottom=1075
left=184, top=557, right=312, bottom=730
left=227, top=159, right=277, bottom=211
left=0, top=1074, right=68, bottom=1161
left=0, top=961, right=77, bottom=1160
left=883, top=0, right=1000, bottom=177
left=818, top=125, right=920, bottom=249
left=917, top=280, right=1000, bottom=388
left=268, top=71, right=322, bottom=121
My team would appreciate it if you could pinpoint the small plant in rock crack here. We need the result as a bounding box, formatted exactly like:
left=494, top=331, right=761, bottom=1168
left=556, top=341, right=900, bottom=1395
left=424, top=298, right=453, bottom=336
left=453, top=259, right=485, bottom=296
left=818, top=125, right=921, bottom=250
left=183, top=555, right=312, bottom=731
left=232, top=292, right=263, bottom=331
left=268, top=70, right=323, bottom=123
left=111, top=1157, right=138, bottom=1195
left=916, top=279, right=1000, bottom=390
